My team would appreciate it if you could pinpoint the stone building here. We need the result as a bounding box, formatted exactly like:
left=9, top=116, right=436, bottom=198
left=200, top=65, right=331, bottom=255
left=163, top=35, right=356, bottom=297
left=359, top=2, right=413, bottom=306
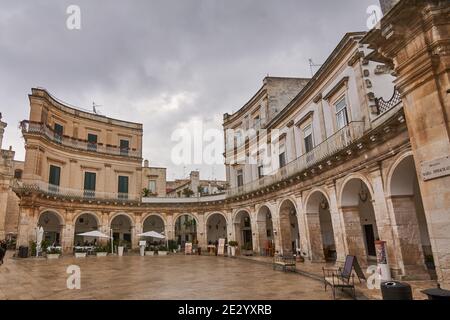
left=361, top=0, right=450, bottom=290
left=4, top=0, right=449, bottom=290
left=0, top=114, right=24, bottom=241
left=166, top=170, right=227, bottom=198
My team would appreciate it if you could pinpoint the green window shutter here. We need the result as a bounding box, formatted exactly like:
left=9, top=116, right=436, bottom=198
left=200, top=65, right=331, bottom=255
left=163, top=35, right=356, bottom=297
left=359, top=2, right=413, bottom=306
left=84, top=172, right=96, bottom=191
left=118, top=176, right=129, bottom=194
left=49, top=165, right=61, bottom=186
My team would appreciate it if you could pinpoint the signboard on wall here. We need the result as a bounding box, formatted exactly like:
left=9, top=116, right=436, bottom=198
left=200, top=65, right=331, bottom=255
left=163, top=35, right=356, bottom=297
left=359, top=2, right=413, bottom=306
left=421, top=156, right=450, bottom=181
left=218, top=238, right=225, bottom=256
left=185, top=242, right=192, bottom=255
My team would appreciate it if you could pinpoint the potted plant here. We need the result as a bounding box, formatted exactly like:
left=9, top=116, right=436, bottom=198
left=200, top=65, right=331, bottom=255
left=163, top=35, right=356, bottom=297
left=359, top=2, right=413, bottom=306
left=95, top=245, right=108, bottom=257
left=158, top=245, right=168, bottom=256
left=145, top=245, right=155, bottom=256
left=74, top=247, right=87, bottom=258
left=228, top=241, right=238, bottom=257
left=241, top=243, right=253, bottom=256
left=117, top=240, right=125, bottom=256
left=46, top=247, right=61, bottom=259
left=168, top=240, right=178, bottom=253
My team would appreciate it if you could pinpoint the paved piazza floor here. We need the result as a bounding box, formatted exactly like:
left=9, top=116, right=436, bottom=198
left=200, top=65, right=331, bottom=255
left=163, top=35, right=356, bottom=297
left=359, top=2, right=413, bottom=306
left=0, top=254, right=344, bottom=300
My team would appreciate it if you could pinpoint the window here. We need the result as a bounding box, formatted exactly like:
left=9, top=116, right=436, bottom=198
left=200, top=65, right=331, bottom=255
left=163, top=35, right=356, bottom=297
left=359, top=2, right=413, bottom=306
left=120, top=139, right=129, bottom=156
left=84, top=172, right=96, bottom=198
left=237, top=169, right=244, bottom=187
left=49, top=165, right=61, bottom=192
left=118, top=176, right=129, bottom=199
left=254, top=115, right=261, bottom=130
left=278, top=137, right=286, bottom=168
left=258, top=165, right=264, bottom=179
left=148, top=180, right=156, bottom=194
left=87, top=134, right=98, bottom=151
left=335, top=97, right=349, bottom=130
left=279, top=152, right=286, bottom=168
left=14, top=169, right=23, bottom=180
left=303, top=124, right=314, bottom=153
left=54, top=123, right=64, bottom=143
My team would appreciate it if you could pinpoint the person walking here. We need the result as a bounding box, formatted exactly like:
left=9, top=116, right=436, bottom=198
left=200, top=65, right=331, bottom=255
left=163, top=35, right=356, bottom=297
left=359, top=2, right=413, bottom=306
left=0, top=240, right=6, bottom=265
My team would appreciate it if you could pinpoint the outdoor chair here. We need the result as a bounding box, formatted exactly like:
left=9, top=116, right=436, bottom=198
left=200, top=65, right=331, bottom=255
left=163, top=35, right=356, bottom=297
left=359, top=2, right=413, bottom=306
left=273, top=254, right=296, bottom=272
left=322, top=255, right=358, bottom=299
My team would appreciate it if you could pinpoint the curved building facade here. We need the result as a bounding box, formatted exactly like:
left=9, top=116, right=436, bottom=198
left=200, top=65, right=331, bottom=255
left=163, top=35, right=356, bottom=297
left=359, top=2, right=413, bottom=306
left=3, top=27, right=447, bottom=289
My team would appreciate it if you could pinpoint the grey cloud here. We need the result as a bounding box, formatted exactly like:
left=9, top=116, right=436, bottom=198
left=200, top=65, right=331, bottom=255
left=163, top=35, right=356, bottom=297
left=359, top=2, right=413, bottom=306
left=0, top=0, right=375, bottom=180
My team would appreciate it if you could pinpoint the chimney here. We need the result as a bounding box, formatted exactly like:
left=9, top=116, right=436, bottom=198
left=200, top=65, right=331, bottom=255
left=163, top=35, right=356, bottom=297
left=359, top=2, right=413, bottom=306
left=0, top=114, right=6, bottom=150
left=379, top=0, right=400, bottom=14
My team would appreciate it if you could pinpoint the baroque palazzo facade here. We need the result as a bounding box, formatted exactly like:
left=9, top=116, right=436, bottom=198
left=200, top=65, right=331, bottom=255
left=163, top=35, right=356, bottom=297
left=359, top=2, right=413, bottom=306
left=1, top=0, right=449, bottom=289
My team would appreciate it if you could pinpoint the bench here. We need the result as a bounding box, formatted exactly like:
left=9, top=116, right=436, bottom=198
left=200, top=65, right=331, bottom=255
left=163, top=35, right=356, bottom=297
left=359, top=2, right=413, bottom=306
left=322, top=255, right=360, bottom=299
left=273, top=254, right=296, bottom=272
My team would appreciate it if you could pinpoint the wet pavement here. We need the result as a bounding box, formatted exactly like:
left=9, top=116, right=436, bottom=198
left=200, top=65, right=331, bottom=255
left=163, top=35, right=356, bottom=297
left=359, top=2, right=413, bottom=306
left=0, top=253, right=347, bottom=300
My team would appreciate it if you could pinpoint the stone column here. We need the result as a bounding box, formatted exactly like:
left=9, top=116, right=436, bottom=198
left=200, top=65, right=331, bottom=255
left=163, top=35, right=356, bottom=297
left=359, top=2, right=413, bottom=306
left=256, top=217, right=267, bottom=255
left=294, top=195, right=310, bottom=259
left=17, top=206, right=34, bottom=247
left=390, top=195, right=429, bottom=279
left=362, top=0, right=450, bottom=289
left=133, top=213, right=141, bottom=249
left=305, top=212, right=325, bottom=262
left=0, top=116, right=6, bottom=150
left=369, top=165, right=403, bottom=276
left=325, top=182, right=347, bottom=264
left=197, top=213, right=207, bottom=250
left=0, top=184, right=9, bottom=239
left=341, top=206, right=367, bottom=266
left=250, top=211, right=258, bottom=253
left=277, top=205, right=292, bottom=255
left=61, top=223, right=73, bottom=254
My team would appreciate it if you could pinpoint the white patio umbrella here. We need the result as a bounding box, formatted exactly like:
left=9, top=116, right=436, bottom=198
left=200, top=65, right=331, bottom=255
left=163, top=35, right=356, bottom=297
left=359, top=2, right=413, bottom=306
left=76, top=230, right=110, bottom=238
left=77, top=230, right=113, bottom=254
left=36, top=226, right=44, bottom=257
left=137, top=231, right=165, bottom=239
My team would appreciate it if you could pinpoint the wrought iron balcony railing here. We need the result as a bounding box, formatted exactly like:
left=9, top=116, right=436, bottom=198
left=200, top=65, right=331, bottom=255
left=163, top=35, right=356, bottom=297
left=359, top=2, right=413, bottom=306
left=13, top=180, right=140, bottom=201
left=226, top=121, right=366, bottom=197
left=375, top=88, right=402, bottom=116
left=20, top=121, right=142, bottom=158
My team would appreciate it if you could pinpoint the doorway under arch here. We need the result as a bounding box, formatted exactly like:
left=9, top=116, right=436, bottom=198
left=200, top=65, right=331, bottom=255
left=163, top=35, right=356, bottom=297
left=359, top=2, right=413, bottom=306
left=278, top=199, right=300, bottom=255
left=74, top=213, right=99, bottom=246
left=206, top=213, right=227, bottom=245
left=38, top=211, right=63, bottom=246
left=341, top=177, right=378, bottom=266
left=110, top=214, right=133, bottom=248
left=389, top=154, right=435, bottom=279
left=174, top=214, right=197, bottom=247
left=234, top=210, right=253, bottom=252
left=305, top=191, right=336, bottom=262
left=256, top=206, right=275, bottom=256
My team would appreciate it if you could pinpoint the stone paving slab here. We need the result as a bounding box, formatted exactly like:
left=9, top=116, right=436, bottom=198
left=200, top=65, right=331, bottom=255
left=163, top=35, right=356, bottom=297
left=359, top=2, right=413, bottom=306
left=0, top=253, right=349, bottom=300
left=235, top=255, right=438, bottom=300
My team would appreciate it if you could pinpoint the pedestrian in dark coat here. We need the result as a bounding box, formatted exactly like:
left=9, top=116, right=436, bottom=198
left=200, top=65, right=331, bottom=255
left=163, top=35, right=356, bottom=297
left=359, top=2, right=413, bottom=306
left=0, top=241, right=6, bottom=265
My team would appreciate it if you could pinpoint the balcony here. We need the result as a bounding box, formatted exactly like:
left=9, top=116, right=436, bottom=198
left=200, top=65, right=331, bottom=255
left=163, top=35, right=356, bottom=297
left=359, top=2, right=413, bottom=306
left=20, top=121, right=142, bottom=158
left=226, top=121, right=365, bottom=197
left=13, top=180, right=140, bottom=202
left=374, top=88, right=401, bottom=116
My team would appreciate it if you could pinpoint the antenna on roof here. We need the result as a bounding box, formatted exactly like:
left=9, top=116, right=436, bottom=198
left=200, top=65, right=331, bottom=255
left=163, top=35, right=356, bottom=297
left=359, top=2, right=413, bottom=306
left=92, top=102, right=103, bottom=115
left=309, top=59, right=323, bottom=77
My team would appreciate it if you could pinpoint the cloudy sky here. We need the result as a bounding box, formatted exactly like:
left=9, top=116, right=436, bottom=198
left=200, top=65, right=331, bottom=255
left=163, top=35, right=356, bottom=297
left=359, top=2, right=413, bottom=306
left=0, top=0, right=376, bottom=181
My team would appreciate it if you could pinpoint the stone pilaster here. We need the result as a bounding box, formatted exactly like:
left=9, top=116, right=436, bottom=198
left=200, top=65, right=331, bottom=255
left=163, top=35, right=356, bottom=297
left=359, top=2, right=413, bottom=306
left=341, top=206, right=368, bottom=266
left=363, top=0, right=450, bottom=289
left=305, top=211, right=325, bottom=262
left=325, top=182, right=347, bottom=264
left=369, top=165, right=402, bottom=276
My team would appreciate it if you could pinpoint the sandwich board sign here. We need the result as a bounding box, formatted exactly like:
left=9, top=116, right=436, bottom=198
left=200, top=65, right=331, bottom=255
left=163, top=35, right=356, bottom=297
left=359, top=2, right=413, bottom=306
left=185, top=242, right=193, bottom=255
left=218, top=238, right=225, bottom=256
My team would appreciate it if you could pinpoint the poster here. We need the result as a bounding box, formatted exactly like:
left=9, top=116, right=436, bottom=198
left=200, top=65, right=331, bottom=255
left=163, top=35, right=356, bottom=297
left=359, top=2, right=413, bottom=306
left=218, top=238, right=225, bottom=256
left=185, top=242, right=192, bottom=255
